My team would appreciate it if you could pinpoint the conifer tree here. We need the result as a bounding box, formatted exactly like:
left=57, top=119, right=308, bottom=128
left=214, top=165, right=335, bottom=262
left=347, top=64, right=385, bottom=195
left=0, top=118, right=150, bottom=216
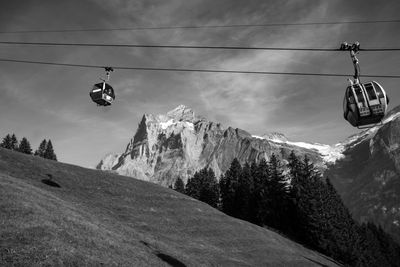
left=186, top=167, right=220, bottom=208
left=288, top=150, right=302, bottom=184
left=186, top=172, right=201, bottom=200
left=0, top=134, right=12, bottom=149
left=252, top=158, right=269, bottom=225
left=220, top=158, right=242, bottom=217
left=35, top=139, right=47, bottom=157
left=247, top=161, right=260, bottom=224
left=199, top=168, right=220, bottom=208
left=18, top=137, right=32, bottom=155
left=44, top=139, right=57, bottom=161
left=235, top=162, right=253, bottom=220
left=10, top=134, right=18, bottom=150
left=173, top=177, right=185, bottom=194
left=266, top=154, right=289, bottom=231
left=289, top=154, right=328, bottom=248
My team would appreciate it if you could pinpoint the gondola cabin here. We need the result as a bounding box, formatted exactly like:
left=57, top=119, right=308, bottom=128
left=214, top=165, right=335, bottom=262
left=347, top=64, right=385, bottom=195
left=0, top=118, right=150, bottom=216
left=90, top=82, right=115, bottom=106
left=343, top=81, right=388, bottom=128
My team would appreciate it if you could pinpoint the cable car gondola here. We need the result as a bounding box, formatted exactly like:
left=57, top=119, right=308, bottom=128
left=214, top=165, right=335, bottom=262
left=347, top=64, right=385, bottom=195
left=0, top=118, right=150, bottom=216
left=90, top=67, right=115, bottom=106
left=341, top=42, right=389, bottom=128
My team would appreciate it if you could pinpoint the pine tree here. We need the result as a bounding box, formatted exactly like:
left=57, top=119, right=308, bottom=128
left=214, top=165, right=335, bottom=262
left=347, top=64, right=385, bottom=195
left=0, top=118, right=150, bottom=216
left=247, top=161, right=260, bottom=224
left=266, top=154, right=290, bottom=231
left=185, top=168, right=220, bottom=208
left=35, top=139, right=47, bottom=157
left=18, top=137, right=32, bottom=155
left=288, top=150, right=302, bottom=184
left=10, top=134, right=18, bottom=150
left=322, top=178, right=358, bottom=264
left=0, top=134, right=12, bottom=149
left=289, top=154, right=328, bottom=248
left=199, top=168, right=220, bottom=208
left=235, top=162, right=253, bottom=220
left=252, top=158, right=269, bottom=225
left=173, top=177, right=185, bottom=194
left=186, top=172, right=201, bottom=199
left=44, top=139, right=57, bottom=161
left=220, top=158, right=242, bottom=217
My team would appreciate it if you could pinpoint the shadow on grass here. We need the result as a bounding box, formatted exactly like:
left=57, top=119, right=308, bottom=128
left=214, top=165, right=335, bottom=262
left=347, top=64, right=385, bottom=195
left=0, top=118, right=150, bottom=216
left=155, top=252, right=186, bottom=267
left=41, top=179, right=61, bottom=188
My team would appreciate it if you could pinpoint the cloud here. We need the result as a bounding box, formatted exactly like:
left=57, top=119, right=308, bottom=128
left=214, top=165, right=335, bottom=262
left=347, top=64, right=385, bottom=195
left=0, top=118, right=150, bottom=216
left=1, top=0, right=399, bottom=167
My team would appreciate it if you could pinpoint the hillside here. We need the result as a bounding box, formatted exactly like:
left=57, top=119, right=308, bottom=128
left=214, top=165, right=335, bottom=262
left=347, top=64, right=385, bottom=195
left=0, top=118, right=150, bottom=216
left=0, top=148, right=339, bottom=266
left=326, top=105, right=400, bottom=243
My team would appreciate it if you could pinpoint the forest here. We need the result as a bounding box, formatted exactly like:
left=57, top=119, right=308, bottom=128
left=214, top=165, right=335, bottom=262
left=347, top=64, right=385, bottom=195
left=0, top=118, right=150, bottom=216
left=174, top=152, right=400, bottom=267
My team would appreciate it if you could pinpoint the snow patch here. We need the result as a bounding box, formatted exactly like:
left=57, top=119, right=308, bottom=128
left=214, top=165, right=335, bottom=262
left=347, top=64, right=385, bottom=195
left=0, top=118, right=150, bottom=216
left=252, top=135, right=344, bottom=163
left=160, top=119, right=175, bottom=130
left=283, top=141, right=345, bottom=163
left=383, top=111, right=400, bottom=124
left=160, top=119, right=194, bottom=131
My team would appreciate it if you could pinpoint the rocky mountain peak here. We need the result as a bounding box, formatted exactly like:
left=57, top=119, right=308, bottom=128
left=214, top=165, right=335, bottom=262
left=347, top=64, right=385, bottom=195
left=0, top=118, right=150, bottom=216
left=98, top=104, right=400, bottom=244
left=262, top=132, right=288, bottom=142
left=166, top=104, right=195, bottom=122
left=98, top=105, right=331, bottom=185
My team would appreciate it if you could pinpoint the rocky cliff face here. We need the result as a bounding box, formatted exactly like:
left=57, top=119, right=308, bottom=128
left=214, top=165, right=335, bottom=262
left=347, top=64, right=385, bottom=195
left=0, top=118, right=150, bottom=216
left=326, top=106, right=400, bottom=242
left=97, top=105, right=342, bottom=186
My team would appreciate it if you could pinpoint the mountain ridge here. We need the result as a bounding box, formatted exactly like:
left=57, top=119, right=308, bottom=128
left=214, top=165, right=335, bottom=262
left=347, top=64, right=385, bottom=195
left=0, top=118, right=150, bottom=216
left=97, top=105, right=338, bottom=185
left=98, top=104, right=400, bottom=242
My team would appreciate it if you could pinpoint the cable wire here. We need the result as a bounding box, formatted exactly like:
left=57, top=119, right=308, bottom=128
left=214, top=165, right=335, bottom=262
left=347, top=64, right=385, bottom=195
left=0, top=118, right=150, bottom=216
left=1, top=58, right=399, bottom=78
left=1, top=19, right=400, bottom=33
left=1, top=41, right=399, bottom=52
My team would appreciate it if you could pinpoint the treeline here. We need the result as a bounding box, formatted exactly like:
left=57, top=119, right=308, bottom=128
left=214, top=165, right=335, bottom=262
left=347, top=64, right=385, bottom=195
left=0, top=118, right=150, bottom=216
left=0, top=133, right=57, bottom=161
left=173, top=152, right=400, bottom=267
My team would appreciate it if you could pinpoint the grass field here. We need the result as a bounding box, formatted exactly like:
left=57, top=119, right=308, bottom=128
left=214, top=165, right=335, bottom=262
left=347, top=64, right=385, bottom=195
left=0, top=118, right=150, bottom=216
left=0, top=148, right=340, bottom=266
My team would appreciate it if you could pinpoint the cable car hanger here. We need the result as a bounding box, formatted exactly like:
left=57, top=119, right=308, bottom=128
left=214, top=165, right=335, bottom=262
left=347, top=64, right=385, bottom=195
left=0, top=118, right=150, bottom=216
left=340, top=42, right=389, bottom=129
left=103, top=66, right=114, bottom=82
left=340, top=42, right=361, bottom=85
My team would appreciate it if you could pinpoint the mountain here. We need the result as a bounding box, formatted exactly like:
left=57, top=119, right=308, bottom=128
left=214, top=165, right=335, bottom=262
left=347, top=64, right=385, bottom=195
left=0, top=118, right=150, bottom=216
left=98, top=104, right=400, bottom=243
left=0, top=148, right=339, bottom=266
left=97, top=105, right=343, bottom=186
left=325, top=105, right=400, bottom=242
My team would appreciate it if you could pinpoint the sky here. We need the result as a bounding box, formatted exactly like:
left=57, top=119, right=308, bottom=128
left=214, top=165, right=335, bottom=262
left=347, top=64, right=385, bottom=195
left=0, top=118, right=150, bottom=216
left=1, top=0, right=399, bottom=168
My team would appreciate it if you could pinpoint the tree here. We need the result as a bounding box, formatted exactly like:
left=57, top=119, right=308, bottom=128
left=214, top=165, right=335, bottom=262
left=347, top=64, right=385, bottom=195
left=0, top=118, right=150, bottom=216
left=199, top=168, right=220, bottom=208
left=44, top=139, right=57, bottom=161
left=10, top=134, right=18, bottom=150
left=252, top=158, right=270, bottom=225
left=235, top=162, right=253, bottom=221
left=0, top=134, right=12, bottom=149
left=220, top=158, right=242, bottom=217
left=266, top=154, right=290, bottom=231
left=35, top=139, right=47, bottom=157
left=173, top=177, right=185, bottom=194
left=186, top=172, right=202, bottom=200
left=18, top=137, right=32, bottom=155
left=186, top=168, right=220, bottom=208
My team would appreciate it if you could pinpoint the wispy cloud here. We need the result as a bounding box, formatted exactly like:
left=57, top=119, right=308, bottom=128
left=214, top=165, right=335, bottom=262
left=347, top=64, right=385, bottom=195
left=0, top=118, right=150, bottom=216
left=1, top=0, right=399, bottom=166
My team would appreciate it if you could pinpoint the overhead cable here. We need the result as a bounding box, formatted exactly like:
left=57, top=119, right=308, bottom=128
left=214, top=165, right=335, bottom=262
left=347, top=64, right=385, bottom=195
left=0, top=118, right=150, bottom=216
left=1, top=58, right=399, bottom=78
left=0, top=41, right=399, bottom=52
left=1, top=19, right=400, bottom=34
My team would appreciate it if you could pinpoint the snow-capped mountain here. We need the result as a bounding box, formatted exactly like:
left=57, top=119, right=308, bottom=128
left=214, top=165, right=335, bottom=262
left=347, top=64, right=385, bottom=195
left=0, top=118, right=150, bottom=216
left=97, top=105, right=338, bottom=185
left=97, top=104, right=400, bottom=242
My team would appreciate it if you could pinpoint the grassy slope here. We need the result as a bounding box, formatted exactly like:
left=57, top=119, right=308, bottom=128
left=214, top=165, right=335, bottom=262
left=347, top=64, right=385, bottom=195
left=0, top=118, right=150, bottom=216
left=0, top=148, right=339, bottom=266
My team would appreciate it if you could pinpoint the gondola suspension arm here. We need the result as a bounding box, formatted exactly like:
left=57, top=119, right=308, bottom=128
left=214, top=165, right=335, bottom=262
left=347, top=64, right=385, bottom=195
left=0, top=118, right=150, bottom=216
left=340, top=42, right=361, bottom=85
left=104, top=67, right=114, bottom=82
